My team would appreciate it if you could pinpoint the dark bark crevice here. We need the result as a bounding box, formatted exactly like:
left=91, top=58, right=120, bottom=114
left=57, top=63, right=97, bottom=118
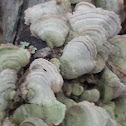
left=14, top=0, right=48, bottom=49
left=2, top=0, right=24, bottom=43
left=13, top=1, right=25, bottom=45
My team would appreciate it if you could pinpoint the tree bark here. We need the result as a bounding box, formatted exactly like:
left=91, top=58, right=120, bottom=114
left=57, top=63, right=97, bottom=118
left=1, top=0, right=23, bottom=43
left=1, top=0, right=49, bottom=49
left=120, top=1, right=126, bottom=34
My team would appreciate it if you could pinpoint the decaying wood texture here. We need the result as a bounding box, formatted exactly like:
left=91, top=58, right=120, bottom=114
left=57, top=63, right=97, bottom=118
left=1, top=0, right=23, bottom=43
left=120, top=0, right=126, bottom=34
left=1, top=0, right=49, bottom=49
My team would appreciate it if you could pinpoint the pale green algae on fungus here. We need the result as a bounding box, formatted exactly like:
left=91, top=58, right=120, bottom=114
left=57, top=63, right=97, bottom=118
left=56, top=91, right=76, bottom=109
left=12, top=102, right=66, bottom=125
left=97, top=67, right=126, bottom=103
left=102, top=101, right=116, bottom=119
left=0, top=69, right=17, bottom=121
left=11, top=104, right=45, bottom=124
left=20, top=117, right=48, bottom=126
left=50, top=58, right=61, bottom=72
left=114, top=96, right=126, bottom=126
left=11, top=59, right=66, bottom=125
left=94, top=0, right=120, bottom=13
left=0, top=44, right=30, bottom=72
left=108, top=35, right=126, bottom=84
left=64, top=101, right=117, bottom=126
left=94, top=0, right=125, bottom=21
left=79, top=89, right=100, bottom=102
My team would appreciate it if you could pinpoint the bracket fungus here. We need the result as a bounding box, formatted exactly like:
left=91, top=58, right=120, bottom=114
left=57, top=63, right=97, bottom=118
left=0, top=69, right=17, bottom=121
left=64, top=101, right=117, bottom=126
left=109, top=35, right=126, bottom=64
left=63, top=82, right=84, bottom=96
left=20, top=117, right=48, bottom=126
left=68, top=84, right=84, bottom=96
left=70, top=0, right=93, bottom=4
left=114, top=96, right=126, bottom=126
left=94, top=0, right=125, bottom=21
left=50, top=58, right=61, bottom=72
left=59, top=2, right=121, bottom=79
left=74, top=2, right=96, bottom=11
left=56, top=91, right=76, bottom=109
left=30, top=14, right=69, bottom=48
left=0, top=44, right=30, bottom=72
left=93, top=41, right=112, bottom=73
left=12, top=58, right=66, bottom=125
left=98, top=67, right=126, bottom=103
left=102, top=102, right=116, bottom=119
left=1, top=1, right=126, bottom=126
left=79, top=89, right=100, bottom=102
left=24, top=0, right=72, bottom=25
left=106, top=35, right=126, bottom=85
left=60, top=36, right=97, bottom=79
left=67, top=3, right=121, bottom=39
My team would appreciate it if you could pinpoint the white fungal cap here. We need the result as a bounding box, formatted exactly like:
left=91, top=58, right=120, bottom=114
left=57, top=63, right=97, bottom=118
left=24, top=0, right=71, bottom=25
left=67, top=7, right=121, bottom=39
left=0, top=69, right=17, bottom=121
left=60, top=36, right=97, bottom=79
left=30, top=14, right=69, bottom=48
left=75, top=2, right=96, bottom=12
left=23, top=58, right=63, bottom=104
left=65, top=101, right=117, bottom=126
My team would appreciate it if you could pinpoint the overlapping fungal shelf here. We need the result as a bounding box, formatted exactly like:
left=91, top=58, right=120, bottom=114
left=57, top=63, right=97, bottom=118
left=0, top=0, right=126, bottom=126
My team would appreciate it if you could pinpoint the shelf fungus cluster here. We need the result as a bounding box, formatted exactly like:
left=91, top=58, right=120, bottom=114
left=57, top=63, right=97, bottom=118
left=11, top=59, right=66, bottom=125
left=94, top=0, right=125, bottom=22
left=0, top=0, right=126, bottom=126
left=0, top=44, right=30, bottom=72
